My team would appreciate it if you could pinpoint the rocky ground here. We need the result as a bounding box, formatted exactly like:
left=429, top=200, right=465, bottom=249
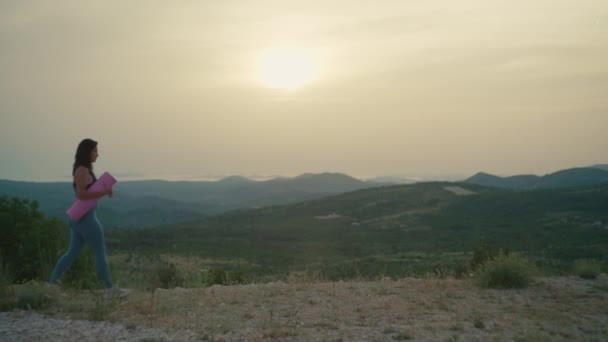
left=1, top=275, right=608, bottom=341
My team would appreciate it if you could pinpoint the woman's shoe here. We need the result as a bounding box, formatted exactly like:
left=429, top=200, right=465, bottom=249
left=104, top=286, right=130, bottom=299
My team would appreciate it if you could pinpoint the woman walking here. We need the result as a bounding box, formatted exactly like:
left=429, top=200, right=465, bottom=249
left=48, top=138, right=128, bottom=298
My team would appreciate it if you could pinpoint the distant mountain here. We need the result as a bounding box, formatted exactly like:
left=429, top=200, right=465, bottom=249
left=503, top=175, right=541, bottom=188
left=261, top=172, right=372, bottom=193
left=465, top=172, right=540, bottom=189
left=534, top=168, right=608, bottom=189
left=591, top=164, right=608, bottom=171
left=0, top=172, right=378, bottom=228
left=366, top=176, right=418, bottom=184
left=216, top=175, right=256, bottom=186
left=465, top=167, right=608, bottom=189
left=197, top=172, right=378, bottom=209
left=465, top=172, right=509, bottom=188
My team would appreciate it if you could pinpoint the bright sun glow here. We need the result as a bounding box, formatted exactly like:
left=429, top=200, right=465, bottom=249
left=256, top=48, right=318, bottom=89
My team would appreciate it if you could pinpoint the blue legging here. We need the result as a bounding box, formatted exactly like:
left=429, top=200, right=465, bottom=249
left=49, top=208, right=113, bottom=288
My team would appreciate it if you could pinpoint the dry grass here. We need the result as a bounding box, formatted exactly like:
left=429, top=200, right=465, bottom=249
left=12, top=275, right=608, bottom=341
left=109, top=253, right=257, bottom=272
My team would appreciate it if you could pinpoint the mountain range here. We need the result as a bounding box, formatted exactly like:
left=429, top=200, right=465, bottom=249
left=465, top=166, right=608, bottom=189
left=2, top=165, right=608, bottom=229
left=0, top=172, right=381, bottom=228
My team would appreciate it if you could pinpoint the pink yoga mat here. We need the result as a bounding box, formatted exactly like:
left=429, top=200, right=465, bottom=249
left=66, top=172, right=117, bottom=221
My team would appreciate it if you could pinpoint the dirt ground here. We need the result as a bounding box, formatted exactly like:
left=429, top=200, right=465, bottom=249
left=2, top=275, right=608, bottom=341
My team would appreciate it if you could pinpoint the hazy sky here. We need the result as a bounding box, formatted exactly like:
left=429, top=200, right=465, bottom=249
left=1, top=0, right=607, bottom=181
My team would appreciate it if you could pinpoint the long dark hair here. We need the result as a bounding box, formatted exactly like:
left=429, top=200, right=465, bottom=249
left=72, top=138, right=98, bottom=176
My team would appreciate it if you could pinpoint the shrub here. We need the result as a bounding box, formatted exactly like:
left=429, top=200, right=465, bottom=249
left=452, top=263, right=470, bottom=279
left=574, top=259, right=602, bottom=279
left=4, top=281, right=58, bottom=310
left=205, top=268, right=245, bottom=286
left=228, top=271, right=246, bottom=285
left=61, top=248, right=100, bottom=290
left=470, top=241, right=510, bottom=271
left=0, top=195, right=103, bottom=290
left=0, top=266, right=14, bottom=310
left=206, top=268, right=228, bottom=286
left=155, top=262, right=184, bottom=289
left=475, top=253, right=534, bottom=289
left=16, top=283, right=57, bottom=310
left=0, top=197, right=64, bottom=282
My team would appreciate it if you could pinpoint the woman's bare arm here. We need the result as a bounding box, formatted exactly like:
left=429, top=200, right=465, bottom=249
left=74, top=166, right=111, bottom=200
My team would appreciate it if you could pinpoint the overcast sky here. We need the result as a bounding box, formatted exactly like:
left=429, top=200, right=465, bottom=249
left=1, top=0, right=607, bottom=181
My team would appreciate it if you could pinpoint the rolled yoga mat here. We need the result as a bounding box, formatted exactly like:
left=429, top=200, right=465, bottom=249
left=66, top=172, right=117, bottom=221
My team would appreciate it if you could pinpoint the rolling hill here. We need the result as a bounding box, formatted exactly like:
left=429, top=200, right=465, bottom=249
left=464, top=172, right=539, bottom=189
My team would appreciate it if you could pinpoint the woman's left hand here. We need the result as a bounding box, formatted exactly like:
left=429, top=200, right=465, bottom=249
left=105, top=186, right=113, bottom=198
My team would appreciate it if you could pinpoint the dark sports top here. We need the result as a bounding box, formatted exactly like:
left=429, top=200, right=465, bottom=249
left=72, top=167, right=97, bottom=190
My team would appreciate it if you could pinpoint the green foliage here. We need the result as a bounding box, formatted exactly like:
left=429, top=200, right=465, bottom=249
left=0, top=195, right=106, bottom=289
left=1, top=281, right=58, bottom=311
left=475, top=253, right=535, bottom=289
left=0, top=265, right=13, bottom=310
left=470, top=242, right=510, bottom=271
left=15, top=282, right=57, bottom=310
left=0, top=196, right=64, bottom=282
left=574, top=259, right=602, bottom=279
left=0, top=256, right=12, bottom=285
left=154, top=262, right=185, bottom=289
left=452, top=263, right=470, bottom=279
left=206, top=268, right=227, bottom=285
left=61, top=248, right=100, bottom=290
left=205, top=268, right=245, bottom=286
left=229, top=271, right=246, bottom=285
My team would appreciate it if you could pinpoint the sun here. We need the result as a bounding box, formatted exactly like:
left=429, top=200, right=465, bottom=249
left=256, top=48, right=318, bottom=89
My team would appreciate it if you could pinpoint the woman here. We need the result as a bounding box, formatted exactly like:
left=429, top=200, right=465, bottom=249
left=48, top=138, right=129, bottom=298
